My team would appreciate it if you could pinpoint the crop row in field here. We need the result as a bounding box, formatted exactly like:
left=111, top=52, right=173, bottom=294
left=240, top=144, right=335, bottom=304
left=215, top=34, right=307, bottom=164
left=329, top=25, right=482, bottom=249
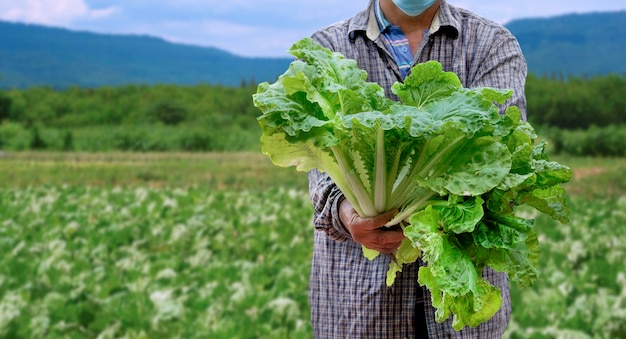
left=0, top=186, right=314, bottom=338
left=1, top=185, right=625, bottom=338
left=505, top=198, right=626, bottom=338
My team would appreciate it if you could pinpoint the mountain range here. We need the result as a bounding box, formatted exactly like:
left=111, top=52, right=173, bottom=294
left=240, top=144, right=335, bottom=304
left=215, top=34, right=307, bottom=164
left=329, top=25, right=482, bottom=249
left=506, top=11, right=626, bottom=78
left=0, top=20, right=289, bottom=89
left=1, top=10, right=625, bottom=89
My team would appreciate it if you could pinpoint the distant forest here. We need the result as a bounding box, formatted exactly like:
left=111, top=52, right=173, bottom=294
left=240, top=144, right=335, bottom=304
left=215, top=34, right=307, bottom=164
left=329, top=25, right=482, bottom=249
left=0, top=83, right=260, bottom=152
left=1, top=73, right=625, bottom=157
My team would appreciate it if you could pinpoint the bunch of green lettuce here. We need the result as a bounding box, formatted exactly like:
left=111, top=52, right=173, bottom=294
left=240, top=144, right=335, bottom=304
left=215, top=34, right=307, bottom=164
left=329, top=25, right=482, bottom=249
left=252, top=37, right=571, bottom=331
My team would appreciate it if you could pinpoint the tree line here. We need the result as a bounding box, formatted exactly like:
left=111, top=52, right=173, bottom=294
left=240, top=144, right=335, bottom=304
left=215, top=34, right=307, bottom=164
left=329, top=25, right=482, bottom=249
left=0, top=83, right=260, bottom=152
left=525, top=74, right=626, bottom=156
left=0, top=74, right=625, bottom=156
left=526, top=74, right=626, bottom=129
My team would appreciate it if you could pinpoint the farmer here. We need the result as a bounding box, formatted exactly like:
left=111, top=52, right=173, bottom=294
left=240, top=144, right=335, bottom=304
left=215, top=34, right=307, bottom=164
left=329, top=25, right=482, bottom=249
left=307, top=0, right=527, bottom=337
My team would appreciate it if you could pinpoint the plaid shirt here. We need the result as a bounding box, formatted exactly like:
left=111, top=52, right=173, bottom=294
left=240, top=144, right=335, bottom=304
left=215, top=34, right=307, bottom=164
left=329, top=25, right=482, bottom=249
left=307, top=1, right=527, bottom=338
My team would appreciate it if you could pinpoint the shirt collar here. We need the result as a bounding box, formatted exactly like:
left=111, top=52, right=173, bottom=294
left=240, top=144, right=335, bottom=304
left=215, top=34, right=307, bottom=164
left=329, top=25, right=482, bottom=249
left=349, top=0, right=460, bottom=41
left=434, top=0, right=461, bottom=39
left=374, top=0, right=392, bottom=32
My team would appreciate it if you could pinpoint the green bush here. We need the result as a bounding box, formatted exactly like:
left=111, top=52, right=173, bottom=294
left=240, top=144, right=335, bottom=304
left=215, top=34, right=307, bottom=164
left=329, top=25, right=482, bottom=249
left=29, top=124, right=260, bottom=152
left=545, top=125, right=626, bottom=157
left=3, top=76, right=625, bottom=154
left=147, top=101, right=188, bottom=125
left=0, top=84, right=264, bottom=152
left=0, top=122, right=30, bottom=150
left=0, top=91, right=11, bottom=121
left=526, top=74, right=626, bottom=129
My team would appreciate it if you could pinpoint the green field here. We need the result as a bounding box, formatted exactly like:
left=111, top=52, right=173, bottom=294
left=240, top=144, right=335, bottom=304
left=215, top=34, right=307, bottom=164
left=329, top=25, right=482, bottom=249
left=0, top=152, right=625, bottom=338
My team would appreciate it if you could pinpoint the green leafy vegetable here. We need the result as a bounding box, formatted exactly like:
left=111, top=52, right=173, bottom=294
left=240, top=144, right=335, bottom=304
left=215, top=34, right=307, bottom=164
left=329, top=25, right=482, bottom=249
left=252, top=37, right=572, bottom=331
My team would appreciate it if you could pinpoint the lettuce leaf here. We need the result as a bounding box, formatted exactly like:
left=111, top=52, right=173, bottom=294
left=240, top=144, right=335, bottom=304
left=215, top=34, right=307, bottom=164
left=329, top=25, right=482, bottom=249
left=252, top=37, right=572, bottom=331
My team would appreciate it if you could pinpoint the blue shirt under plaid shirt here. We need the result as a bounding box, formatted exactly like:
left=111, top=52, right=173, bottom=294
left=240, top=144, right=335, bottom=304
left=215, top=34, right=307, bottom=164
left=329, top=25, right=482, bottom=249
left=307, top=0, right=527, bottom=338
left=374, top=0, right=415, bottom=78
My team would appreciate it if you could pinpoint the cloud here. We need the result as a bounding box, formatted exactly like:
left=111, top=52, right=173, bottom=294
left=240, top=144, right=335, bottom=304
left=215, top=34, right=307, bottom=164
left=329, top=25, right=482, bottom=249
left=2, top=0, right=626, bottom=57
left=0, top=0, right=117, bottom=25
left=148, top=18, right=304, bottom=57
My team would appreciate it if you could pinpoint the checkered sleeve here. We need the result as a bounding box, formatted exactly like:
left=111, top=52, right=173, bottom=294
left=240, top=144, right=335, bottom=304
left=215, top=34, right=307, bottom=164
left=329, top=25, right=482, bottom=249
left=469, top=26, right=528, bottom=120
left=307, top=169, right=352, bottom=242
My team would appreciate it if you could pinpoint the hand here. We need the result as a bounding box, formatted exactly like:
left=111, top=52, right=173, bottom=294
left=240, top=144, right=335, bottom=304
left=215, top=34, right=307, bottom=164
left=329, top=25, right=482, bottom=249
left=338, top=199, right=404, bottom=254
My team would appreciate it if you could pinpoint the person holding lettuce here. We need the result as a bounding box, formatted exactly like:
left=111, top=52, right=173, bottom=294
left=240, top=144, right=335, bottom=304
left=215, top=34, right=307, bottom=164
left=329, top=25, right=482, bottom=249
left=307, top=0, right=527, bottom=337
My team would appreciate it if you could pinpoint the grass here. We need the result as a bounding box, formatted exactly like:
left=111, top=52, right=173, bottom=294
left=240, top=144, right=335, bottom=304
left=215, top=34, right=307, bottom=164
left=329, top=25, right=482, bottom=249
left=1, top=151, right=625, bottom=198
left=555, top=154, right=626, bottom=199
left=0, top=151, right=309, bottom=191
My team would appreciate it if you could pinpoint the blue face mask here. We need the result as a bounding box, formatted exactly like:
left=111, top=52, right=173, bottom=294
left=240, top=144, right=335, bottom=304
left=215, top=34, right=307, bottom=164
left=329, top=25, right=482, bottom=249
left=391, top=0, right=437, bottom=17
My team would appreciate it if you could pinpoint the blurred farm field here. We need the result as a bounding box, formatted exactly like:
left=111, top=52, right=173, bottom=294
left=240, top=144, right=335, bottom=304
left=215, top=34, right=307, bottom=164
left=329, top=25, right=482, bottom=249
left=1, top=151, right=623, bottom=196
left=0, top=152, right=312, bottom=338
left=0, top=151, right=308, bottom=191
left=0, top=151, right=625, bottom=338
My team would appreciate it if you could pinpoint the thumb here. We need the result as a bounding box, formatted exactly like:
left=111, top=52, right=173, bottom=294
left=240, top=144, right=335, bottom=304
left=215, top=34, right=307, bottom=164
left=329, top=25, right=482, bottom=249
left=360, top=209, right=399, bottom=230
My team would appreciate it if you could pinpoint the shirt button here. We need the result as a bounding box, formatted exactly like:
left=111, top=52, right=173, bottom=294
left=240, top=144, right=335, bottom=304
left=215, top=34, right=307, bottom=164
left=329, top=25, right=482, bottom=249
left=401, top=46, right=408, bottom=52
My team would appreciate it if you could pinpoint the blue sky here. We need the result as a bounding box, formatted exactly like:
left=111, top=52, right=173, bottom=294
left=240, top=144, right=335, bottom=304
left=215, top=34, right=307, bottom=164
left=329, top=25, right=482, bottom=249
left=1, top=0, right=625, bottom=57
